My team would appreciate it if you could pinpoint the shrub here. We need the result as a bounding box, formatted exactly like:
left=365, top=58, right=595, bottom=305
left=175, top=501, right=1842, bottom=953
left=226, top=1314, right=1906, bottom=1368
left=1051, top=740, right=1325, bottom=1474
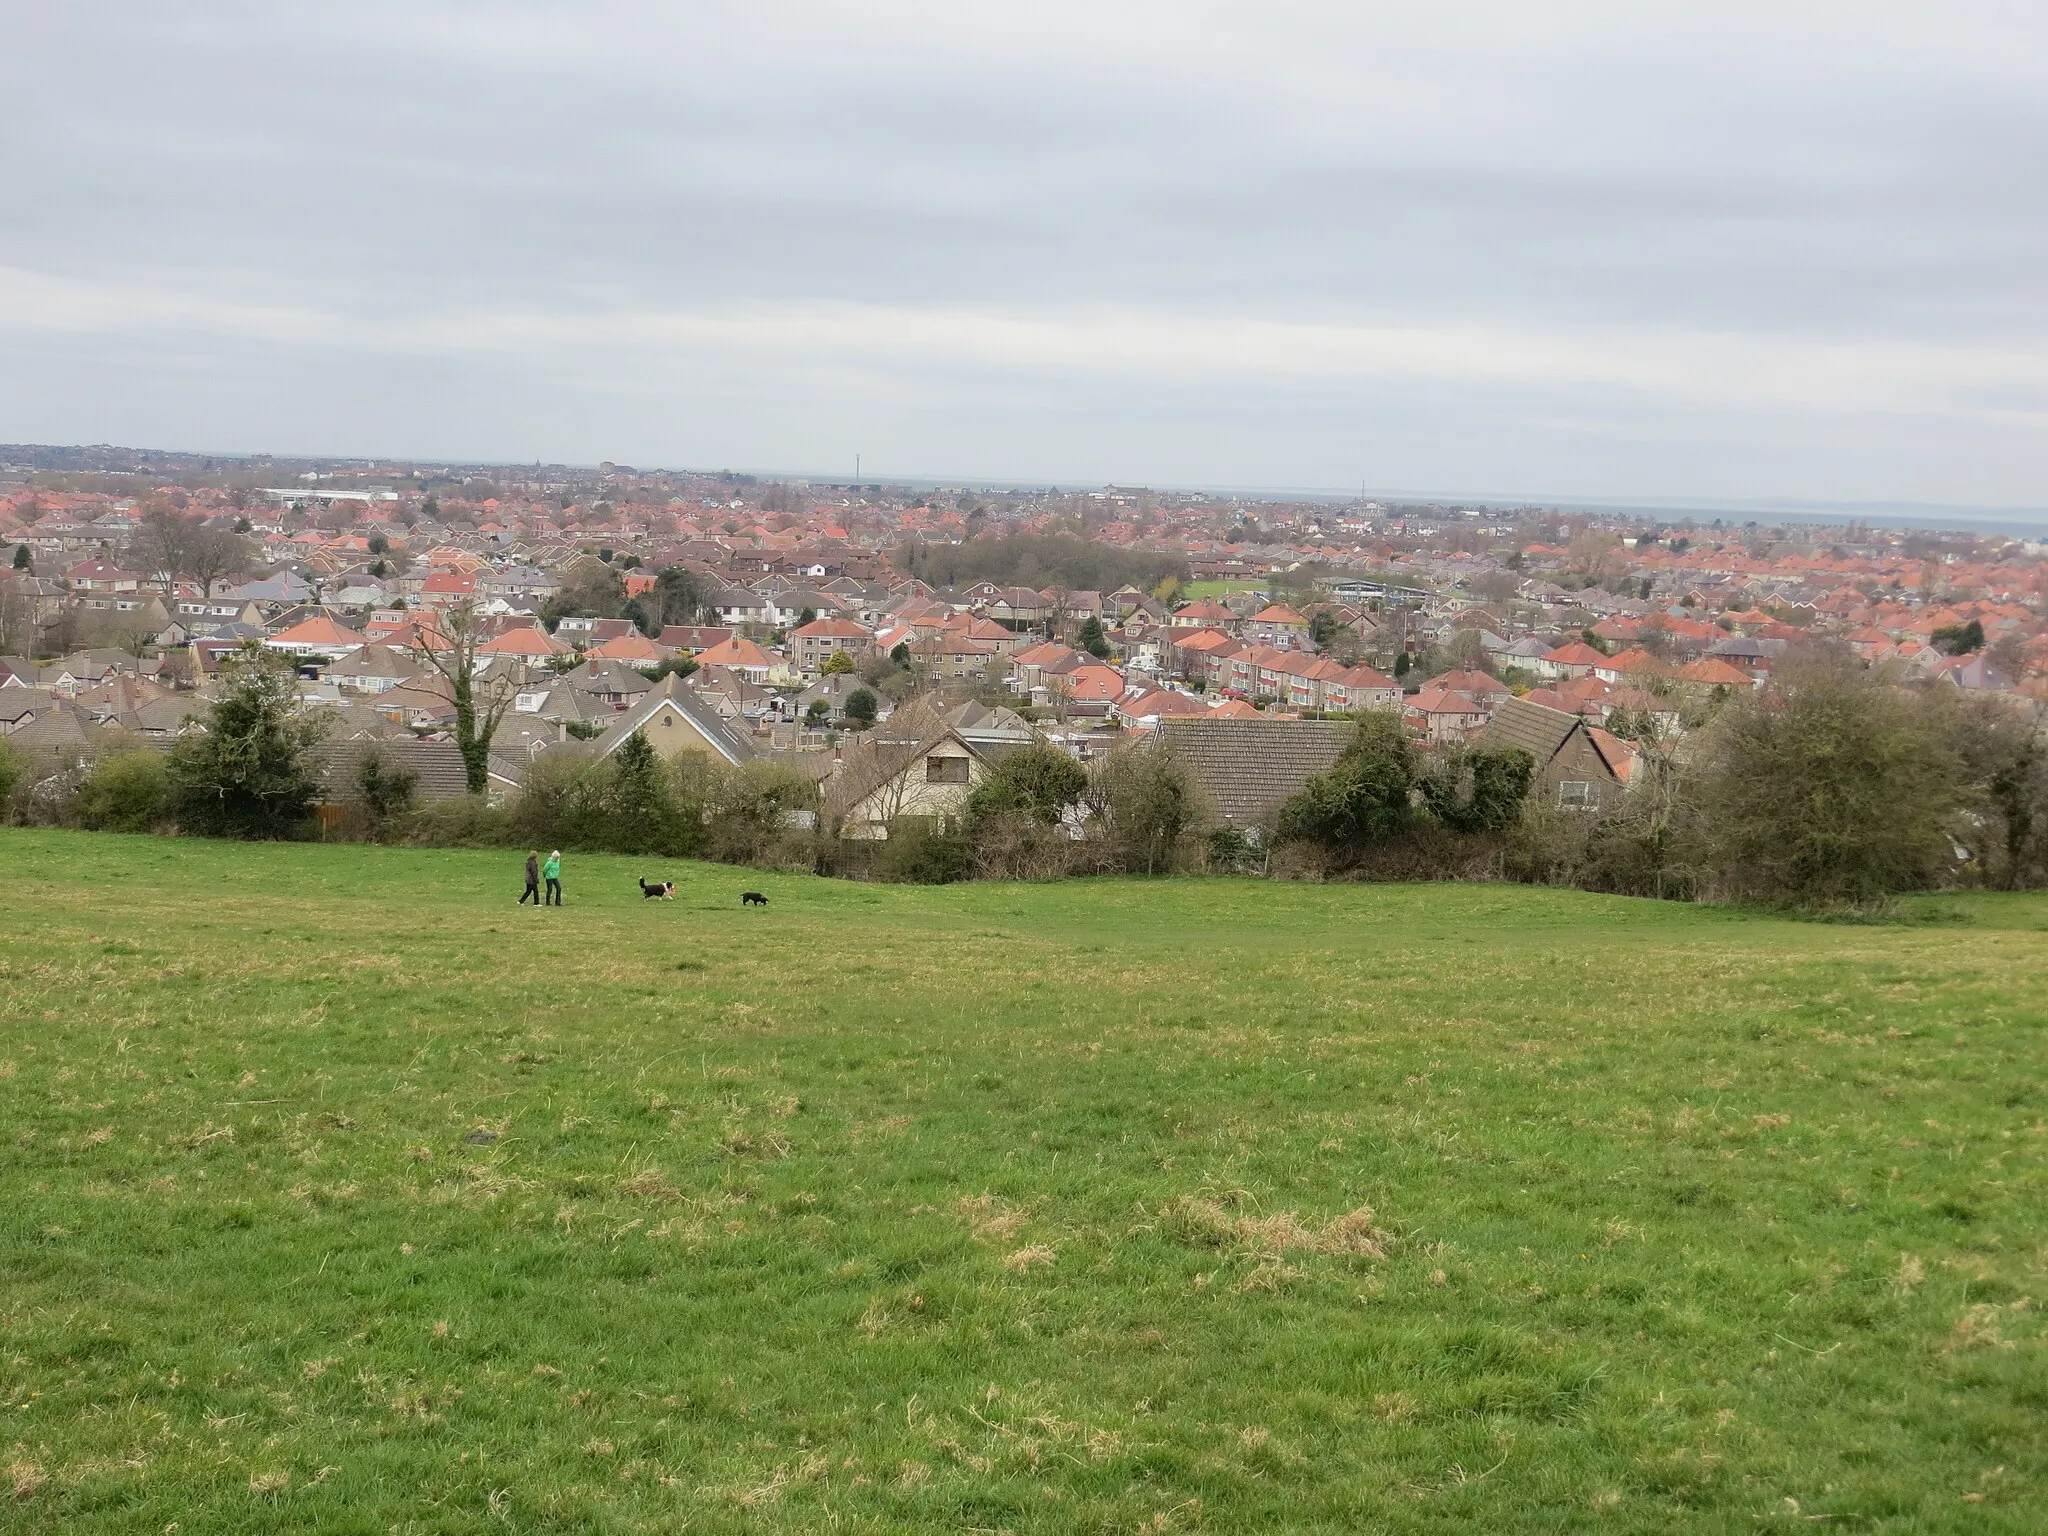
left=166, top=646, right=326, bottom=839
left=505, top=751, right=612, bottom=850
left=403, top=793, right=513, bottom=847
left=0, top=739, right=21, bottom=821
left=705, top=760, right=818, bottom=867
left=1082, top=743, right=1211, bottom=874
left=1931, top=689, right=2048, bottom=890
left=875, top=816, right=973, bottom=884
left=843, top=687, right=879, bottom=729
left=71, top=749, right=170, bottom=833
left=354, top=749, right=418, bottom=839
left=1694, top=658, right=1963, bottom=907
left=603, top=730, right=698, bottom=856
left=967, top=742, right=1087, bottom=829
left=1570, top=753, right=1705, bottom=900
left=1931, top=618, right=1984, bottom=656
left=1276, top=711, right=1415, bottom=854
left=1417, top=745, right=1533, bottom=834
left=970, top=811, right=1074, bottom=880
left=1205, top=824, right=1262, bottom=875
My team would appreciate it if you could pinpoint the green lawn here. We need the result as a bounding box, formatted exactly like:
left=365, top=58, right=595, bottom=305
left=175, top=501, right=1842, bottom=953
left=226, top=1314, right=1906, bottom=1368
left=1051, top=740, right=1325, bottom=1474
left=3, top=830, right=2044, bottom=1534
left=1181, top=579, right=1267, bottom=601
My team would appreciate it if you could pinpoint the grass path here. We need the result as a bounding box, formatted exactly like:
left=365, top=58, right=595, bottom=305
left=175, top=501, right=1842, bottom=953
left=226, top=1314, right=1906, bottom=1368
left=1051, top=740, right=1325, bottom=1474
left=3, top=830, right=2044, bottom=1532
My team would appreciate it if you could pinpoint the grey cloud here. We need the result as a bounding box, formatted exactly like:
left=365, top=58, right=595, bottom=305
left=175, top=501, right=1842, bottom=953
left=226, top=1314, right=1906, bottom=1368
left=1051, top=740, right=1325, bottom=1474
left=2, top=1, right=2046, bottom=503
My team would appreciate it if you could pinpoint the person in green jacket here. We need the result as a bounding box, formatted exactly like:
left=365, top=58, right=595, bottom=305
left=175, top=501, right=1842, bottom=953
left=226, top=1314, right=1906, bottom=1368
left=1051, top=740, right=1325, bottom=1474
left=543, top=850, right=563, bottom=906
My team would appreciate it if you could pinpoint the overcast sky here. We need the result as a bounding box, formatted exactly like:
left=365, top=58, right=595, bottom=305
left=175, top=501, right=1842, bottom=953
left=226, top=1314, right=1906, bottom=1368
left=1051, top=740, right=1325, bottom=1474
left=4, top=2, right=2046, bottom=506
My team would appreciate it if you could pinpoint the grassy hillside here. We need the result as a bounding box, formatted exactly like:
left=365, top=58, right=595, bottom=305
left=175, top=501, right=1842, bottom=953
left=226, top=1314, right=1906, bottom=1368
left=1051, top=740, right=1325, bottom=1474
left=3, top=829, right=2043, bottom=1533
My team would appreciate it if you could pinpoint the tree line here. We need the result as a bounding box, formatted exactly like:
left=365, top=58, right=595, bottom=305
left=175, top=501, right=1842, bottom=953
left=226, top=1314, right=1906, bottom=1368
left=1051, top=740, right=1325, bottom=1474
left=896, top=534, right=1188, bottom=599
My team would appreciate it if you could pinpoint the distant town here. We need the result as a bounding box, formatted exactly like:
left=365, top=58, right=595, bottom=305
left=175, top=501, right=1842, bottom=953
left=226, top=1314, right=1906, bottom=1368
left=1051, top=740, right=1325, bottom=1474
left=1, top=442, right=2037, bottom=829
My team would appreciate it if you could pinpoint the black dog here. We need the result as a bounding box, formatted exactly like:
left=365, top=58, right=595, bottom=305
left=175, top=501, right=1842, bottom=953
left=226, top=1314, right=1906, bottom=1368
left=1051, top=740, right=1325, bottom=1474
left=741, top=891, right=768, bottom=907
left=639, top=879, right=676, bottom=900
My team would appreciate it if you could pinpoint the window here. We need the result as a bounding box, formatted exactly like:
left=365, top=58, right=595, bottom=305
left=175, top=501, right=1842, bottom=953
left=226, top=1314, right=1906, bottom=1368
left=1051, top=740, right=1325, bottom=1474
left=1557, top=780, right=1593, bottom=808
left=926, top=754, right=969, bottom=785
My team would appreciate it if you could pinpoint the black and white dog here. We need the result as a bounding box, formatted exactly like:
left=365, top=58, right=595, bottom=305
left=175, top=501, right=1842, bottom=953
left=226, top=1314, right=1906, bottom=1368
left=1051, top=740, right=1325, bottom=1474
left=639, top=878, right=676, bottom=900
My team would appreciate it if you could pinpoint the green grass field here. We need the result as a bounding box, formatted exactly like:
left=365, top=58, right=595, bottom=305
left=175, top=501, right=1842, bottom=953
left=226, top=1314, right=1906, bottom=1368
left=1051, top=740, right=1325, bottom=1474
left=1180, top=580, right=1268, bottom=601
left=4, top=830, right=2044, bottom=1533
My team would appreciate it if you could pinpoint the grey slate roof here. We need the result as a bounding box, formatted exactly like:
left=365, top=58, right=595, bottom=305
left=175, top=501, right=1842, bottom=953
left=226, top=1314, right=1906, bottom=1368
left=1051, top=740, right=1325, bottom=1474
left=1156, top=716, right=1355, bottom=826
left=309, top=738, right=475, bottom=804
left=591, top=673, right=756, bottom=764
left=1479, top=696, right=1625, bottom=782
left=1477, top=696, right=1579, bottom=763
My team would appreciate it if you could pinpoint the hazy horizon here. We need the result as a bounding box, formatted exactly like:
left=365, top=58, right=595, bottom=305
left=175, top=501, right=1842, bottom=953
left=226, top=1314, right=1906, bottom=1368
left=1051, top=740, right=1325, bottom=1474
left=6, top=3, right=2046, bottom=509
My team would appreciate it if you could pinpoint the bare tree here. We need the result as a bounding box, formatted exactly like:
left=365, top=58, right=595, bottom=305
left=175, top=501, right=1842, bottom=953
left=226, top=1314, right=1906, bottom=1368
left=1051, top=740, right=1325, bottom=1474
left=0, top=571, right=31, bottom=656
left=412, top=600, right=519, bottom=794
left=1042, top=585, right=1072, bottom=643
left=130, top=506, right=189, bottom=598
left=187, top=525, right=252, bottom=598
left=128, top=509, right=252, bottom=599
left=822, top=699, right=948, bottom=833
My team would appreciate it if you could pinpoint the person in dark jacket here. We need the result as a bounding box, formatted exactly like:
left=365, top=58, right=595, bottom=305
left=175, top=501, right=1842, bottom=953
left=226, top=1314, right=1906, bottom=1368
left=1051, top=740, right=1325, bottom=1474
left=519, top=850, right=541, bottom=905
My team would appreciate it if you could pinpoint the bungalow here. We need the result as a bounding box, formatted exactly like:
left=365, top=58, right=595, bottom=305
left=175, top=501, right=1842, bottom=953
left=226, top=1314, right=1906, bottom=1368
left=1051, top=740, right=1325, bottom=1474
left=1009, top=640, right=1087, bottom=694
left=986, top=586, right=1049, bottom=627
left=560, top=658, right=655, bottom=710
left=692, top=634, right=776, bottom=684
left=1155, top=716, right=1354, bottom=831
left=0, top=688, right=53, bottom=734
left=481, top=625, right=568, bottom=661
left=264, top=615, right=366, bottom=658
left=1677, top=656, right=1756, bottom=689
left=1430, top=669, right=1512, bottom=707
left=656, top=625, right=736, bottom=652
left=1535, top=641, right=1611, bottom=681
left=1479, top=696, right=1629, bottom=811
left=708, top=586, right=775, bottom=627
left=1044, top=662, right=1128, bottom=717
left=308, top=738, right=501, bottom=821
left=584, top=631, right=670, bottom=665
left=322, top=643, right=420, bottom=695
left=1115, top=687, right=1215, bottom=727
left=65, top=558, right=145, bottom=594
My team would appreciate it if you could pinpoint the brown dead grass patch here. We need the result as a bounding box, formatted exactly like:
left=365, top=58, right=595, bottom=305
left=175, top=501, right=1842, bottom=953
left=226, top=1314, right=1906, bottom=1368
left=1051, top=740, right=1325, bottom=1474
left=956, top=1194, right=1030, bottom=1246
left=617, top=1167, right=681, bottom=1203
left=1946, top=1300, right=2030, bottom=1353
left=1159, top=1194, right=1390, bottom=1259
